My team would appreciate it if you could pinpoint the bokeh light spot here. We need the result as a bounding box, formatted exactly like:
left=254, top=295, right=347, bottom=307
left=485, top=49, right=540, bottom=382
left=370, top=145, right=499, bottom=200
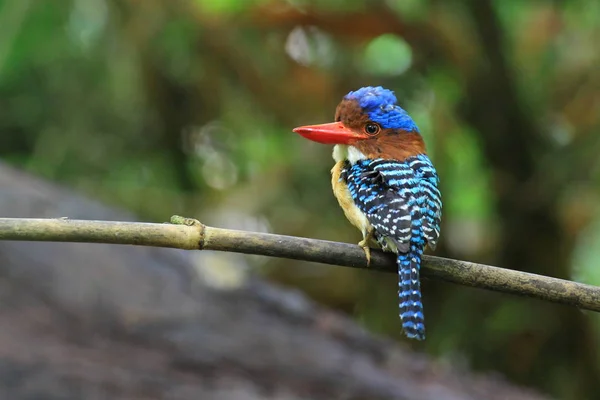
left=359, top=34, right=413, bottom=76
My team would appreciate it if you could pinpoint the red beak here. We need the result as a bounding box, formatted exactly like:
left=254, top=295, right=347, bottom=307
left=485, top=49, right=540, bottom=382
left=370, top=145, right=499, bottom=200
left=293, top=122, right=363, bottom=145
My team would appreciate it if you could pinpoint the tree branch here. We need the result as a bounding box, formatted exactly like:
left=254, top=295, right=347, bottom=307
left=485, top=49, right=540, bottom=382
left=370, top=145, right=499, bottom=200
left=0, top=216, right=598, bottom=313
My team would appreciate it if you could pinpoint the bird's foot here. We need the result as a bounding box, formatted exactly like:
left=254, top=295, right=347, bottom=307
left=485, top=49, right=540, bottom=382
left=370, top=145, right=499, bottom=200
left=358, top=228, right=375, bottom=266
left=358, top=240, right=372, bottom=266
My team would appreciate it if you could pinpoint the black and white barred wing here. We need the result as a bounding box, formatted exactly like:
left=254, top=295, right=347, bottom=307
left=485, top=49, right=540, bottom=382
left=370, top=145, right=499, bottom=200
left=375, top=156, right=441, bottom=249
left=346, top=156, right=442, bottom=250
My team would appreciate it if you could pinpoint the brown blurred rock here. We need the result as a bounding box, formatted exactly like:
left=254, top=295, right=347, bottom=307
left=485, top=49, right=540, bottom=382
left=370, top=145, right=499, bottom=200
left=0, top=162, right=548, bottom=400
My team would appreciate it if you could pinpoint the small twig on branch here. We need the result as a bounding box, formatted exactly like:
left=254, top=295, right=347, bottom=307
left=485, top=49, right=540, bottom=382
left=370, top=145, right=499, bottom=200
left=0, top=216, right=599, bottom=313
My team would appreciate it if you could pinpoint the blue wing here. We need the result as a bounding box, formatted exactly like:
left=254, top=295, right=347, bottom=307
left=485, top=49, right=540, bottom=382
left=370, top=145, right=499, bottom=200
left=344, top=155, right=442, bottom=251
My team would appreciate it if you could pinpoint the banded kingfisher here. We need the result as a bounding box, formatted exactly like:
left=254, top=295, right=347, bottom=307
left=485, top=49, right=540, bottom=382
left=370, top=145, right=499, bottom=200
left=293, top=86, right=442, bottom=340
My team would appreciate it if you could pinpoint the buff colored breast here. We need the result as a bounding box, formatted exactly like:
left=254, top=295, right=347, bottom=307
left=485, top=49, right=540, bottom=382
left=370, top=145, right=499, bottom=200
left=331, top=161, right=372, bottom=238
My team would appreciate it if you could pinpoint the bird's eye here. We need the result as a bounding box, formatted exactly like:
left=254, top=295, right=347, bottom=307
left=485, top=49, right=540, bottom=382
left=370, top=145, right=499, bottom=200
left=364, top=123, right=380, bottom=135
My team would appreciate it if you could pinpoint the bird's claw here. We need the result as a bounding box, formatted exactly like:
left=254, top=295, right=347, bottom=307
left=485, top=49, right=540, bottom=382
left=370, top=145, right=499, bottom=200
left=358, top=228, right=375, bottom=267
left=358, top=239, right=372, bottom=266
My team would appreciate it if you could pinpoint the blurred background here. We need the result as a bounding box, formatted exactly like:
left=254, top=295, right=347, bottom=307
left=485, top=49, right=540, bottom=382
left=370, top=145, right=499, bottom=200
left=0, top=0, right=599, bottom=398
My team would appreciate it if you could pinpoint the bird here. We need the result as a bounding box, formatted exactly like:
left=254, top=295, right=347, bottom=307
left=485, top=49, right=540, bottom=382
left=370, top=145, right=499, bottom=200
left=293, top=86, right=442, bottom=340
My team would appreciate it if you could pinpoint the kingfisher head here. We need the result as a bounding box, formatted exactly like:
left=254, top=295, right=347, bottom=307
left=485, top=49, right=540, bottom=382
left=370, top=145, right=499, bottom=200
left=293, top=86, right=425, bottom=161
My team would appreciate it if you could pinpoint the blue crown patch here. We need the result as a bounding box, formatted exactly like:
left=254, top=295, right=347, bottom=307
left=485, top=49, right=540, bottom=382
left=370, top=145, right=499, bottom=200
left=345, top=86, right=419, bottom=132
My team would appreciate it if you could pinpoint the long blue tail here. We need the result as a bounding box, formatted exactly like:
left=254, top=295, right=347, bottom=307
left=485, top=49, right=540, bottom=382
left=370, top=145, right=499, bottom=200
left=397, top=248, right=425, bottom=340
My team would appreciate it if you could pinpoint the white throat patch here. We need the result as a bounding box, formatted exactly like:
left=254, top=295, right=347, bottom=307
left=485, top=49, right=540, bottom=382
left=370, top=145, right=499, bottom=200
left=332, top=144, right=366, bottom=165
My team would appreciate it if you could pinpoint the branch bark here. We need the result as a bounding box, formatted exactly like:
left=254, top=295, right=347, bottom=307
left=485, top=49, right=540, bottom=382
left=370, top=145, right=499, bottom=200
left=0, top=216, right=598, bottom=313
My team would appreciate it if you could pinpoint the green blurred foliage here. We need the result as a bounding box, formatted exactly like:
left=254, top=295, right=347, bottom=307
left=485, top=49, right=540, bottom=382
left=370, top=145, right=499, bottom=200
left=359, top=34, right=413, bottom=76
left=1, top=0, right=600, bottom=398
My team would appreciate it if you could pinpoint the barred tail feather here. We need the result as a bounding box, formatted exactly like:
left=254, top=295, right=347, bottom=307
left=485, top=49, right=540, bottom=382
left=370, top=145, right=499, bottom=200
left=397, top=251, right=425, bottom=340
